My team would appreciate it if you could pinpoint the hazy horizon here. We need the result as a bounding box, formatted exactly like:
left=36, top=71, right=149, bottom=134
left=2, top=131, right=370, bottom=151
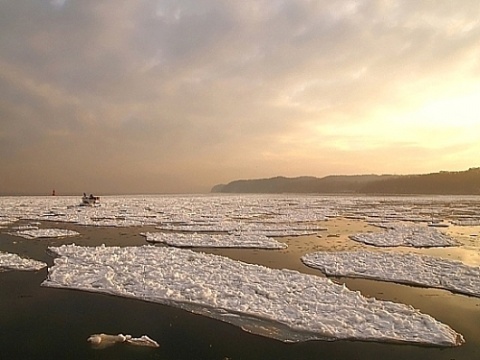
left=1, top=1, right=479, bottom=195
left=2, top=167, right=479, bottom=196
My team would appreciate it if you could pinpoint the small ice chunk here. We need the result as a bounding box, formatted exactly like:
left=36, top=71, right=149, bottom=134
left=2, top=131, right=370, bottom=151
left=0, top=216, right=18, bottom=227
left=126, top=335, right=160, bottom=347
left=87, top=333, right=129, bottom=348
left=11, top=228, right=80, bottom=240
left=87, top=333, right=158, bottom=349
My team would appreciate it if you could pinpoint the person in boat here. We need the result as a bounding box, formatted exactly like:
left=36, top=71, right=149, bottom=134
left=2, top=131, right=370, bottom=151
left=88, top=194, right=100, bottom=201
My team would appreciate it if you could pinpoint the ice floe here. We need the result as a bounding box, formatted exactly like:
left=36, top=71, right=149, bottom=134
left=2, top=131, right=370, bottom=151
left=87, top=333, right=159, bottom=349
left=302, top=251, right=480, bottom=298
left=43, top=244, right=463, bottom=346
left=0, top=251, right=46, bottom=272
left=142, top=232, right=287, bottom=249
left=451, top=219, right=480, bottom=226
left=11, top=224, right=40, bottom=231
left=0, top=216, right=18, bottom=227
left=155, top=222, right=324, bottom=237
left=351, top=223, right=460, bottom=247
left=11, top=228, right=80, bottom=240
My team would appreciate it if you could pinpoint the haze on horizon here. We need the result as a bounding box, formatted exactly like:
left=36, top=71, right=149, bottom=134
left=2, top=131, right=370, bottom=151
left=1, top=1, right=479, bottom=195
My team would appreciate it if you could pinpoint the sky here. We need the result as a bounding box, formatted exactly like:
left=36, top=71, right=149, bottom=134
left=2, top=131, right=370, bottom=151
left=1, top=0, right=479, bottom=195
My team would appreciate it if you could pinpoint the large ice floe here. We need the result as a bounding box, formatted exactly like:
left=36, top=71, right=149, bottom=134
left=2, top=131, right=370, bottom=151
left=302, top=251, right=480, bottom=298
left=142, top=232, right=287, bottom=249
left=350, top=223, right=460, bottom=247
left=42, top=244, right=464, bottom=347
left=0, top=251, right=46, bottom=272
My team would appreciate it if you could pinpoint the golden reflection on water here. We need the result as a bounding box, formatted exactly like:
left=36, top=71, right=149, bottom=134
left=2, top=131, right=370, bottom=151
left=382, top=224, right=480, bottom=266
left=209, top=217, right=480, bottom=346
left=210, top=217, right=480, bottom=270
left=2, top=216, right=480, bottom=358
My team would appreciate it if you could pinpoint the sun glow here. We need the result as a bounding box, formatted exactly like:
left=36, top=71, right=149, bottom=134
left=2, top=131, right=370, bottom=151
left=402, top=88, right=480, bottom=128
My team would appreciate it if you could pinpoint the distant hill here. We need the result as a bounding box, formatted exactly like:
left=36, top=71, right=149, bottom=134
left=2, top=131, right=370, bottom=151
left=212, top=174, right=398, bottom=194
left=361, top=167, right=480, bottom=195
left=211, top=168, right=480, bottom=195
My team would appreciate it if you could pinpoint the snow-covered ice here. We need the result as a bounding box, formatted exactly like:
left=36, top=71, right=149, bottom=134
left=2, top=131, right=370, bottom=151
left=11, top=228, right=80, bottom=240
left=0, top=216, right=18, bottom=227
left=0, top=251, right=46, bottom=272
left=155, top=222, right=322, bottom=237
left=1, top=195, right=479, bottom=237
left=302, top=251, right=480, bottom=298
left=2, top=194, right=480, bottom=346
left=125, top=335, right=159, bottom=347
left=43, top=244, right=464, bottom=347
left=142, top=232, right=287, bottom=249
left=0, top=195, right=333, bottom=232
left=87, top=333, right=159, bottom=348
left=350, top=223, right=460, bottom=247
left=451, top=219, right=480, bottom=226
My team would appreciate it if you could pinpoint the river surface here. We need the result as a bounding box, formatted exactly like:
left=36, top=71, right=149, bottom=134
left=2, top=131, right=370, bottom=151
left=1, top=195, right=479, bottom=359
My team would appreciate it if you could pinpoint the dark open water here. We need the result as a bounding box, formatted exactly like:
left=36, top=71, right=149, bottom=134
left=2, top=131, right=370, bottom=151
left=1, top=221, right=479, bottom=360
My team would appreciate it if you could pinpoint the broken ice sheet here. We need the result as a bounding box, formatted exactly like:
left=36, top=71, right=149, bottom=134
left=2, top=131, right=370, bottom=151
left=141, top=232, right=287, bottom=249
left=11, top=228, right=80, bottom=240
left=0, top=216, right=18, bottom=227
left=302, top=251, right=480, bottom=298
left=0, top=251, right=46, bottom=272
left=351, top=223, right=460, bottom=247
left=155, top=222, right=322, bottom=237
left=43, top=244, right=463, bottom=347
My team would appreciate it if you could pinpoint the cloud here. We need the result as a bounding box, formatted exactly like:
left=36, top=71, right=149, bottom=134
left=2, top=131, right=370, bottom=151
left=1, top=0, right=480, bottom=194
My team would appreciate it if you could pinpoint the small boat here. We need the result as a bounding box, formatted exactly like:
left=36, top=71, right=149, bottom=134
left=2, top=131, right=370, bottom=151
left=81, top=193, right=100, bottom=206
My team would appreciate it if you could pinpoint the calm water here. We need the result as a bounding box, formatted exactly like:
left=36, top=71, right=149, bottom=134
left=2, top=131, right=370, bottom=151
left=1, top=218, right=479, bottom=360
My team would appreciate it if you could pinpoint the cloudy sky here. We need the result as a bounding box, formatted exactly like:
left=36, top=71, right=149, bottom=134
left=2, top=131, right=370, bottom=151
left=1, top=1, right=479, bottom=194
